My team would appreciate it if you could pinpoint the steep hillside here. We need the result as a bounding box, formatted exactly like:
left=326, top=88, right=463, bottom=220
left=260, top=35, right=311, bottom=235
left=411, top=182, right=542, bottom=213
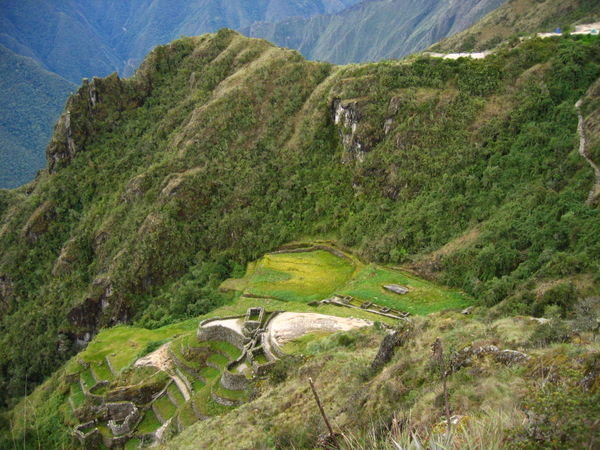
left=0, top=0, right=361, bottom=188
left=432, top=0, right=600, bottom=52
left=0, top=45, right=75, bottom=188
left=243, top=0, right=507, bottom=64
left=0, top=29, right=599, bottom=435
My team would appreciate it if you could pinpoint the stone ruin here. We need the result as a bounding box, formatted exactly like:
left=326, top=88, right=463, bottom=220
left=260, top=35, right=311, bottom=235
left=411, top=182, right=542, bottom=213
left=197, top=307, right=281, bottom=395
left=315, top=294, right=410, bottom=320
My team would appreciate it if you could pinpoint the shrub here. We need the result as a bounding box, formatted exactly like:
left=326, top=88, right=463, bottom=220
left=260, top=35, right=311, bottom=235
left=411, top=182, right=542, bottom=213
left=529, top=320, right=570, bottom=347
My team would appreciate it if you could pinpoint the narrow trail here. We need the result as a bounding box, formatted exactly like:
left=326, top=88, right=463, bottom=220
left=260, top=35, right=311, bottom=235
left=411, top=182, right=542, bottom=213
left=575, top=99, right=600, bottom=205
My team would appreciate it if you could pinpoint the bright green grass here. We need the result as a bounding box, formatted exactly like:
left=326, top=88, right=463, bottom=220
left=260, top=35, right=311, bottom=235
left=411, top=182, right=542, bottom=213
left=253, top=351, right=269, bottom=365
left=154, top=394, right=177, bottom=421
left=178, top=401, right=199, bottom=427
left=224, top=250, right=356, bottom=302
left=338, top=265, right=473, bottom=315
left=192, top=378, right=206, bottom=392
left=137, top=409, right=161, bottom=433
left=77, top=319, right=197, bottom=374
left=69, top=382, right=85, bottom=409
left=207, top=354, right=229, bottom=369
left=168, top=383, right=186, bottom=406
left=212, top=378, right=248, bottom=401
left=199, top=367, right=220, bottom=380
left=125, top=438, right=141, bottom=449
left=281, top=331, right=332, bottom=355
left=194, top=382, right=234, bottom=416
left=90, top=361, right=113, bottom=381
left=206, top=341, right=242, bottom=360
left=80, top=369, right=96, bottom=389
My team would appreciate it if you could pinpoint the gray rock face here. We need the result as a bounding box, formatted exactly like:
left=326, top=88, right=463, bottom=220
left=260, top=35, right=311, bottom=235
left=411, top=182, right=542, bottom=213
left=371, top=329, right=410, bottom=371
left=384, top=284, right=410, bottom=295
left=333, top=98, right=366, bottom=162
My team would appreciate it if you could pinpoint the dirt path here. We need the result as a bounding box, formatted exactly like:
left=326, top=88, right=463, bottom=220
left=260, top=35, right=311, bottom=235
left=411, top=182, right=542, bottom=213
left=426, top=51, right=492, bottom=60
left=575, top=99, right=600, bottom=205
left=133, top=342, right=191, bottom=401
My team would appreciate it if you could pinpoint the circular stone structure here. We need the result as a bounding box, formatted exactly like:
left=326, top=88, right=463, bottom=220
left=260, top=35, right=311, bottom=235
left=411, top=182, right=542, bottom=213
left=266, top=312, right=372, bottom=348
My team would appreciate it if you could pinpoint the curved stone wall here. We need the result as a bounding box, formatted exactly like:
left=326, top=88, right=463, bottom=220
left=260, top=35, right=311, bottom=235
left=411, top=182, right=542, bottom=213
left=196, top=324, right=245, bottom=350
left=221, top=370, right=249, bottom=391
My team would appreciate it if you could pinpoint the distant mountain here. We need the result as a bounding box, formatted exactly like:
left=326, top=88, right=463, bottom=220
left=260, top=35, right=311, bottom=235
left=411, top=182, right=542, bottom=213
left=432, top=0, right=600, bottom=52
left=0, top=0, right=362, bottom=188
left=0, top=45, right=74, bottom=188
left=0, top=0, right=362, bottom=82
left=243, top=0, right=507, bottom=64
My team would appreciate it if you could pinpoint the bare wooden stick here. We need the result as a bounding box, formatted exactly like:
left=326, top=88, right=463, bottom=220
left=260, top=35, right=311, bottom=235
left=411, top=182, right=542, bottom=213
left=309, top=377, right=337, bottom=445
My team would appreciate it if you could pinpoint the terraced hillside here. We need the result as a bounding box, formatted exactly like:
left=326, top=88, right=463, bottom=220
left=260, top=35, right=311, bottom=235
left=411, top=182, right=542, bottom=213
left=222, top=242, right=472, bottom=315
left=1, top=29, right=600, bottom=448
left=6, top=243, right=472, bottom=447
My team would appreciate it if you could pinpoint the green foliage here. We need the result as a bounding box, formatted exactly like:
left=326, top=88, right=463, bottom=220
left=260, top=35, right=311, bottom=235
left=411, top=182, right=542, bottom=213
left=532, top=283, right=578, bottom=318
left=529, top=319, right=571, bottom=346
left=0, top=45, right=74, bottom=188
left=511, top=367, right=600, bottom=448
left=0, top=32, right=599, bottom=422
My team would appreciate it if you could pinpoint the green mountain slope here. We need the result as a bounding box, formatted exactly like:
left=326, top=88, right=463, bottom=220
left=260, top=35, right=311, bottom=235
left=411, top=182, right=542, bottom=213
left=0, top=30, right=598, bottom=419
left=243, top=0, right=507, bottom=64
left=432, top=0, right=600, bottom=52
left=0, top=45, right=75, bottom=188
left=0, top=0, right=362, bottom=188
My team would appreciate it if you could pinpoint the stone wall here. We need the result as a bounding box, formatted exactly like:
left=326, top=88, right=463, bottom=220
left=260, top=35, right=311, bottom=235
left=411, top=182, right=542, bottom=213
left=107, top=402, right=140, bottom=436
left=221, top=369, right=249, bottom=391
left=197, top=323, right=245, bottom=350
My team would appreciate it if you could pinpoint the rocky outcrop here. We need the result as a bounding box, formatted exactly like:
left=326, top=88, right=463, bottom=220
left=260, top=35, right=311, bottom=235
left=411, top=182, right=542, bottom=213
left=21, top=201, right=55, bottom=244
left=67, top=276, right=131, bottom=343
left=371, top=328, right=411, bottom=371
left=47, top=74, right=145, bottom=173
left=332, top=98, right=382, bottom=163
left=384, top=284, right=410, bottom=295
left=575, top=84, right=600, bottom=205
left=449, top=344, right=529, bottom=373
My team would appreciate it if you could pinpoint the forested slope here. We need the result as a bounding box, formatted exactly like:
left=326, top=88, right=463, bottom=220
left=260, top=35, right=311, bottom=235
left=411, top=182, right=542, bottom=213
left=0, top=45, right=74, bottom=188
left=0, top=29, right=598, bottom=421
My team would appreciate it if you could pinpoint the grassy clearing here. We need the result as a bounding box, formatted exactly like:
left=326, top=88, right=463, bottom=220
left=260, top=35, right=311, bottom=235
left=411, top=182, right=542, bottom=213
left=178, top=402, right=199, bottom=427
left=199, top=367, right=220, bottom=380
left=154, top=395, right=177, bottom=421
left=69, top=382, right=85, bottom=409
left=220, top=247, right=471, bottom=315
left=125, top=438, right=141, bottom=449
left=168, top=383, right=186, bottom=407
left=80, top=369, right=96, bottom=389
left=207, top=354, right=229, bottom=369
left=281, top=331, right=333, bottom=355
left=78, top=319, right=196, bottom=374
left=207, top=341, right=242, bottom=360
left=338, top=264, right=473, bottom=315
left=212, top=379, right=248, bottom=402
left=194, top=381, right=235, bottom=417
left=90, top=361, right=113, bottom=381
left=224, top=250, right=356, bottom=302
left=137, top=409, right=161, bottom=433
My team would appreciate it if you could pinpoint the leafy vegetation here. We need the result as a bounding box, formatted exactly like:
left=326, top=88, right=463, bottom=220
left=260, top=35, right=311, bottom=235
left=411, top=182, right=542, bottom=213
left=0, top=27, right=599, bottom=448
left=0, top=45, right=74, bottom=188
